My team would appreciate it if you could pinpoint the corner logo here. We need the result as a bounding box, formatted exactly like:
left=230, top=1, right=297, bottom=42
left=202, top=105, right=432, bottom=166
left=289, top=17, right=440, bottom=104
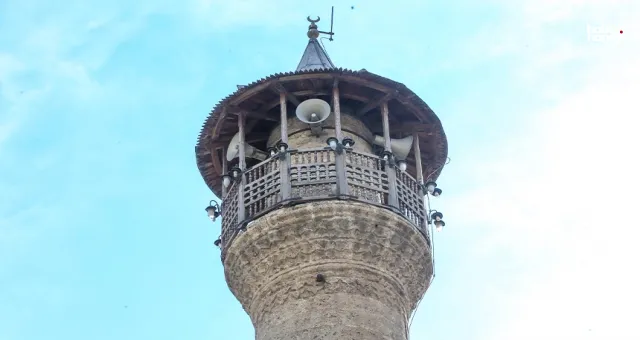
left=587, top=25, right=624, bottom=43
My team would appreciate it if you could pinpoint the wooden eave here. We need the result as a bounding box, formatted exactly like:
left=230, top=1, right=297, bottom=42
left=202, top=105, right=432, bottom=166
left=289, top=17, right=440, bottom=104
left=195, top=67, right=448, bottom=198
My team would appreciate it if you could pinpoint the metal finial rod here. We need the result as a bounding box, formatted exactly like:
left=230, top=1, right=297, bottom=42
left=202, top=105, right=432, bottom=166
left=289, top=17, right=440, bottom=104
left=306, top=16, right=320, bottom=39
left=306, top=7, right=336, bottom=41
left=318, top=7, right=335, bottom=41
left=330, top=6, right=334, bottom=34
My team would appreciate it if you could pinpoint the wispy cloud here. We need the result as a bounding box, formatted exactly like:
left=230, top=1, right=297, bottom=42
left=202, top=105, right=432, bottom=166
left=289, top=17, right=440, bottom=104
left=423, top=1, right=639, bottom=338
left=186, top=0, right=309, bottom=30
left=1, top=0, right=638, bottom=339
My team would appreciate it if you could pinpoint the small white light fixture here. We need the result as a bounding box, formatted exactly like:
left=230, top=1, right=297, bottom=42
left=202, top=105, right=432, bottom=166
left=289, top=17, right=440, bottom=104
left=214, top=239, right=222, bottom=247
left=326, top=137, right=339, bottom=151
left=425, top=181, right=437, bottom=194
left=231, top=167, right=242, bottom=178
left=277, top=141, right=288, bottom=153
left=205, top=200, right=221, bottom=222
left=397, top=160, right=408, bottom=172
left=381, top=150, right=393, bottom=162
left=430, top=211, right=445, bottom=232
left=432, top=188, right=442, bottom=197
left=431, top=211, right=443, bottom=222
left=342, top=137, right=355, bottom=149
left=267, top=147, right=278, bottom=156
left=222, top=174, right=232, bottom=188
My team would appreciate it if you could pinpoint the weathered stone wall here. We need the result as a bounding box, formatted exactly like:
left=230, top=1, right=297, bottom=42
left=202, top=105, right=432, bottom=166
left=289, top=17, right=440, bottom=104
left=223, top=201, right=433, bottom=340
left=268, top=113, right=375, bottom=153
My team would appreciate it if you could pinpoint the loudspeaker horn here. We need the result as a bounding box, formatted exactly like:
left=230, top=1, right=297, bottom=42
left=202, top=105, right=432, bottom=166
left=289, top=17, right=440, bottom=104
left=226, top=132, right=268, bottom=162
left=295, top=98, right=331, bottom=136
left=373, top=135, right=414, bottom=160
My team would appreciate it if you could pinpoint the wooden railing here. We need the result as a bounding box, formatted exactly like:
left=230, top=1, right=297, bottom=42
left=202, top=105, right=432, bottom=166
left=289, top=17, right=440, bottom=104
left=219, top=147, right=430, bottom=255
left=290, top=148, right=336, bottom=198
left=243, top=157, right=281, bottom=217
left=220, top=181, right=239, bottom=246
left=396, top=169, right=428, bottom=235
left=345, top=151, right=389, bottom=205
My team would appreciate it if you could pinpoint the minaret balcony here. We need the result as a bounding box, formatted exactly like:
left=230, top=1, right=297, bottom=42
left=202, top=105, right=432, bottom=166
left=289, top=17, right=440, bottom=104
left=219, top=146, right=428, bottom=257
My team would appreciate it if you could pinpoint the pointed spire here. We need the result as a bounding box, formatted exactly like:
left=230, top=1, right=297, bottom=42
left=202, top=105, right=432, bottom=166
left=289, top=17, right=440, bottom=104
left=296, top=16, right=335, bottom=71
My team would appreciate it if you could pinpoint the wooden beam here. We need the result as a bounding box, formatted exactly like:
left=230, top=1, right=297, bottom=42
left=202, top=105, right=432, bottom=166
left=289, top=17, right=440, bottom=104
left=270, top=82, right=300, bottom=106
left=389, top=122, right=434, bottom=134
left=308, top=78, right=322, bottom=91
left=215, top=132, right=237, bottom=142
left=211, top=107, right=228, bottom=139
left=212, top=120, right=261, bottom=146
left=395, top=96, right=428, bottom=123
left=245, top=119, right=260, bottom=135
left=278, top=73, right=334, bottom=82
left=229, top=81, right=271, bottom=105
left=356, top=90, right=397, bottom=116
left=337, top=74, right=394, bottom=93
left=227, top=106, right=278, bottom=122
left=248, top=96, right=266, bottom=104
left=259, top=91, right=369, bottom=112
left=208, top=132, right=271, bottom=148
left=208, top=142, right=222, bottom=179
left=335, top=75, right=430, bottom=123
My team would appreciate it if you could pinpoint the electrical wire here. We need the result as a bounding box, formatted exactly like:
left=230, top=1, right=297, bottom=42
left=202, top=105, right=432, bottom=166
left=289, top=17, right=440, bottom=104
left=319, top=37, right=330, bottom=51
left=425, top=157, right=451, bottom=182
left=407, top=156, right=450, bottom=339
left=408, top=194, right=435, bottom=336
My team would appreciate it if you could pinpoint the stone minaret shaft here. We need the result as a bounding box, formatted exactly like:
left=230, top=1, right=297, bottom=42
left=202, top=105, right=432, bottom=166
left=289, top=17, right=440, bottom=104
left=224, top=117, right=432, bottom=340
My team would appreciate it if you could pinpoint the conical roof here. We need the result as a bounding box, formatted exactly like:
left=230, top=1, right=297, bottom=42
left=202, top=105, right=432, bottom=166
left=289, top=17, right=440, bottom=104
left=296, top=38, right=335, bottom=71
left=296, top=17, right=335, bottom=71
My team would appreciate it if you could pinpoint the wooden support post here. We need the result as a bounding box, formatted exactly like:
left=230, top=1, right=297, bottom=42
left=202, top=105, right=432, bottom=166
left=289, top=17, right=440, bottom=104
left=280, top=152, right=291, bottom=201
left=413, top=133, right=423, bottom=184
left=332, top=79, right=342, bottom=140
left=333, top=80, right=349, bottom=196
left=382, top=101, right=398, bottom=208
left=279, top=92, right=291, bottom=201
left=237, top=112, right=246, bottom=223
left=382, top=102, right=392, bottom=151
left=414, top=132, right=429, bottom=235
left=335, top=152, right=349, bottom=196
left=280, top=92, right=288, bottom=144
left=222, top=148, right=228, bottom=198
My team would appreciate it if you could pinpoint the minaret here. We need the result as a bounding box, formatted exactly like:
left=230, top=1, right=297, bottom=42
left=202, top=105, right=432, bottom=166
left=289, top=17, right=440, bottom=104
left=196, top=15, right=448, bottom=340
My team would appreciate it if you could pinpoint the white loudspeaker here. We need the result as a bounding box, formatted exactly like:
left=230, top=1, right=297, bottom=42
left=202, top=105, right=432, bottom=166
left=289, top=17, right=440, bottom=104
left=373, top=135, right=414, bottom=160
left=226, top=132, right=268, bottom=162
left=295, top=98, right=331, bottom=136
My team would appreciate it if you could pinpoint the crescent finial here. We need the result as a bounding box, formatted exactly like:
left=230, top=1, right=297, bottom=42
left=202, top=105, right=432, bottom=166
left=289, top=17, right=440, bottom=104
left=307, top=16, right=320, bottom=23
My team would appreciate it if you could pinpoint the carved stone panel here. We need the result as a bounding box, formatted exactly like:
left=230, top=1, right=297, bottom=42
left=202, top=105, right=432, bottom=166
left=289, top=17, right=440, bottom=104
left=224, top=201, right=432, bottom=340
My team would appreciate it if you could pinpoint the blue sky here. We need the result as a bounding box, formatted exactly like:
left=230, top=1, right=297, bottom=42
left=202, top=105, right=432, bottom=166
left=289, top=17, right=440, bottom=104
left=1, top=1, right=638, bottom=339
